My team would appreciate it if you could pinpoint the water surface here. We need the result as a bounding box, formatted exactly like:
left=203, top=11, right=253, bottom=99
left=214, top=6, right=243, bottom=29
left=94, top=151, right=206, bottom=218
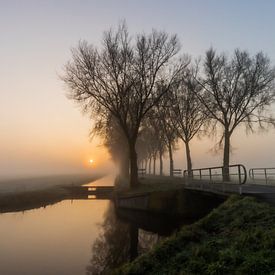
left=0, top=198, right=110, bottom=275
left=0, top=175, right=219, bottom=274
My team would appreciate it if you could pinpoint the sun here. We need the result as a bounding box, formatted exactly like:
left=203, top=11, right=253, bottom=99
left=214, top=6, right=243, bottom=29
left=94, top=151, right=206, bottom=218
left=89, top=159, right=94, bottom=165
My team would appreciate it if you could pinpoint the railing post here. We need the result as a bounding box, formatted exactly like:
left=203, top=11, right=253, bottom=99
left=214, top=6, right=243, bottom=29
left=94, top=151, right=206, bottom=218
left=185, top=164, right=247, bottom=186
left=242, top=165, right=247, bottom=185
left=209, top=168, right=212, bottom=181
left=265, top=168, right=267, bottom=184
left=238, top=165, right=242, bottom=185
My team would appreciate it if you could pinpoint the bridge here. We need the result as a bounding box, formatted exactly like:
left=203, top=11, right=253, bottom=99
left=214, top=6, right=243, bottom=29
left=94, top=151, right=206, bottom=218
left=64, top=165, right=275, bottom=202
left=63, top=185, right=114, bottom=200
left=182, top=164, right=275, bottom=203
left=137, top=164, right=275, bottom=203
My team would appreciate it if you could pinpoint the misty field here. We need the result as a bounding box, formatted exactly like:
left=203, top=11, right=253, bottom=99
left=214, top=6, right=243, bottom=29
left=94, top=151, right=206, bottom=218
left=0, top=174, right=102, bottom=194
left=0, top=174, right=103, bottom=213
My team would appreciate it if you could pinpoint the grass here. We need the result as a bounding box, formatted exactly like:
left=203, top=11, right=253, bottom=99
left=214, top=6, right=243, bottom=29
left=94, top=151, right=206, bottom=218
left=114, top=195, right=275, bottom=274
left=0, top=187, right=68, bottom=213
left=116, top=175, right=185, bottom=197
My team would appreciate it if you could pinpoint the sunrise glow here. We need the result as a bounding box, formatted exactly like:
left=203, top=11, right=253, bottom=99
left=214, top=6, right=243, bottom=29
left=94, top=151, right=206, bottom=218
left=1, top=2, right=275, bottom=274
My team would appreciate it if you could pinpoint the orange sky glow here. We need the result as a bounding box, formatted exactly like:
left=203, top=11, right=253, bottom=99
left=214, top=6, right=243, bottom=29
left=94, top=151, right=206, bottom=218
left=1, top=1, right=275, bottom=179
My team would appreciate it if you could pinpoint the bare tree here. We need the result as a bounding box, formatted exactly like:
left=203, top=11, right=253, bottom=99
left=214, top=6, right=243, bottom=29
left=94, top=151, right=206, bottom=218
left=137, top=121, right=164, bottom=175
left=145, top=110, right=167, bottom=176
left=159, top=99, right=179, bottom=177
left=146, top=128, right=159, bottom=175
left=92, top=114, right=129, bottom=180
left=170, top=66, right=207, bottom=176
left=136, top=131, right=150, bottom=171
left=150, top=98, right=179, bottom=176
left=155, top=122, right=167, bottom=176
left=86, top=203, right=132, bottom=274
left=196, top=48, right=275, bottom=180
left=62, top=23, right=183, bottom=188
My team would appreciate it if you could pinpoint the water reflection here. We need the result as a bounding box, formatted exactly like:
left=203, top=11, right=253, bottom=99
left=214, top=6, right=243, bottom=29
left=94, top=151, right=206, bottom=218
left=0, top=174, right=223, bottom=275
left=0, top=199, right=110, bottom=275
left=86, top=188, right=224, bottom=274
left=86, top=203, right=132, bottom=274
left=86, top=204, right=178, bottom=274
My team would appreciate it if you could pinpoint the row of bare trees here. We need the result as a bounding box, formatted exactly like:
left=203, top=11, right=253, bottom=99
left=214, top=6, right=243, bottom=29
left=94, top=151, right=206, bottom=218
left=62, top=23, right=275, bottom=188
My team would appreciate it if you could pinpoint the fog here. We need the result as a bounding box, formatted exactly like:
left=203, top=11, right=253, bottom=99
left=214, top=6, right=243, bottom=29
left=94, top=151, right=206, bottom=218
left=1, top=1, right=275, bottom=181
left=1, top=118, right=275, bottom=181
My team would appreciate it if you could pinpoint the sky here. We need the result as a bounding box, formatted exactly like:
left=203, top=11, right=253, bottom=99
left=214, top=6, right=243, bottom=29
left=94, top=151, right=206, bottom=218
left=1, top=0, right=275, bottom=178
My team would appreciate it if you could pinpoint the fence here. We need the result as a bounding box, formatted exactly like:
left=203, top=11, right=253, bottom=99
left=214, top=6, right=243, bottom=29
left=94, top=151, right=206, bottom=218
left=249, top=167, right=275, bottom=184
left=183, top=164, right=247, bottom=185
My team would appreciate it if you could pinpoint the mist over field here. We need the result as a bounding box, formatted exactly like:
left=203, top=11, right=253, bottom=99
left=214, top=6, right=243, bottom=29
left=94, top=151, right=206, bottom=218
left=1, top=1, right=275, bottom=182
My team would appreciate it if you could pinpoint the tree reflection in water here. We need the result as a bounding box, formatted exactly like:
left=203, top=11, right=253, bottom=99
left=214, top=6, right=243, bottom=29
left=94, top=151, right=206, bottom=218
left=86, top=202, right=130, bottom=274
left=86, top=202, right=164, bottom=274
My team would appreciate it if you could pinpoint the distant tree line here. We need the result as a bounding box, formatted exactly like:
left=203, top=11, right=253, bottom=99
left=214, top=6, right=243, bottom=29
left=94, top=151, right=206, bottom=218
left=62, top=23, right=275, bottom=188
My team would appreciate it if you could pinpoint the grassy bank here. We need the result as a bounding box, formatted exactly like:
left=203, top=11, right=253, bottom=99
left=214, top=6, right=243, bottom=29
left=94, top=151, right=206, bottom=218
left=115, top=195, right=275, bottom=274
left=116, top=175, right=185, bottom=197
left=0, top=187, right=68, bottom=213
left=0, top=174, right=102, bottom=213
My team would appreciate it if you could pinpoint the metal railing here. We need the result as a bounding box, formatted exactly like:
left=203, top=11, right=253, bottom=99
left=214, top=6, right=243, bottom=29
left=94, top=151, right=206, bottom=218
left=249, top=167, right=275, bottom=184
left=183, top=164, right=247, bottom=185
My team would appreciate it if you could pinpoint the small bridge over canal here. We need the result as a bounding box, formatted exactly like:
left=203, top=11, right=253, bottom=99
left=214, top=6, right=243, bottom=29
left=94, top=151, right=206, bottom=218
left=139, top=164, right=275, bottom=203
left=64, top=185, right=114, bottom=200
left=64, top=165, right=275, bottom=202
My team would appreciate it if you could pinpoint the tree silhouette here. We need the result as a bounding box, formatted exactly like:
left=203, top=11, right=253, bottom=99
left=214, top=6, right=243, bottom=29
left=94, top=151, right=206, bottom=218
left=170, top=64, right=206, bottom=175
left=196, top=49, right=275, bottom=180
left=86, top=203, right=131, bottom=274
left=144, top=109, right=168, bottom=176
left=136, top=124, right=159, bottom=175
left=92, top=114, right=129, bottom=180
left=62, top=23, right=183, bottom=187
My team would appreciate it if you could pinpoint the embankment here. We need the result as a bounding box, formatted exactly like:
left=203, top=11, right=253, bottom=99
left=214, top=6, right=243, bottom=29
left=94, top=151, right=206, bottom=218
left=115, top=195, right=275, bottom=274
left=115, top=175, right=225, bottom=218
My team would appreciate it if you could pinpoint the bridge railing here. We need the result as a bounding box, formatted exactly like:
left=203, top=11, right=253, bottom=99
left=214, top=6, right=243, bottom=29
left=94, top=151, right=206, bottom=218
left=249, top=167, right=275, bottom=184
left=183, top=164, right=247, bottom=185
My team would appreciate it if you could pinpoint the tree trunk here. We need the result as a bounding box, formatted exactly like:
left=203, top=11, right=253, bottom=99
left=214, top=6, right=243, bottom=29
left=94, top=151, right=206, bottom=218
left=153, top=154, right=156, bottom=175
left=145, top=159, right=148, bottom=174
left=168, top=142, right=174, bottom=176
left=149, top=157, right=151, bottom=174
left=129, top=141, right=139, bottom=188
left=223, top=129, right=230, bottom=182
left=184, top=140, right=192, bottom=177
left=159, top=149, right=163, bottom=176
left=120, top=153, right=129, bottom=180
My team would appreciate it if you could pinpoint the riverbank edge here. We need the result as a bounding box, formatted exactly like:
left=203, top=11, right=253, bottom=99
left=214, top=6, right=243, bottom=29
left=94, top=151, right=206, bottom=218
left=114, top=175, right=186, bottom=202
left=0, top=174, right=102, bottom=213
left=114, top=195, right=275, bottom=274
left=114, top=175, right=226, bottom=217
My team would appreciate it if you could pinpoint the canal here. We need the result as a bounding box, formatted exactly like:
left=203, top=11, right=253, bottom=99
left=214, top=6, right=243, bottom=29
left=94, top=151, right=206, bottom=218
left=0, top=175, right=221, bottom=274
